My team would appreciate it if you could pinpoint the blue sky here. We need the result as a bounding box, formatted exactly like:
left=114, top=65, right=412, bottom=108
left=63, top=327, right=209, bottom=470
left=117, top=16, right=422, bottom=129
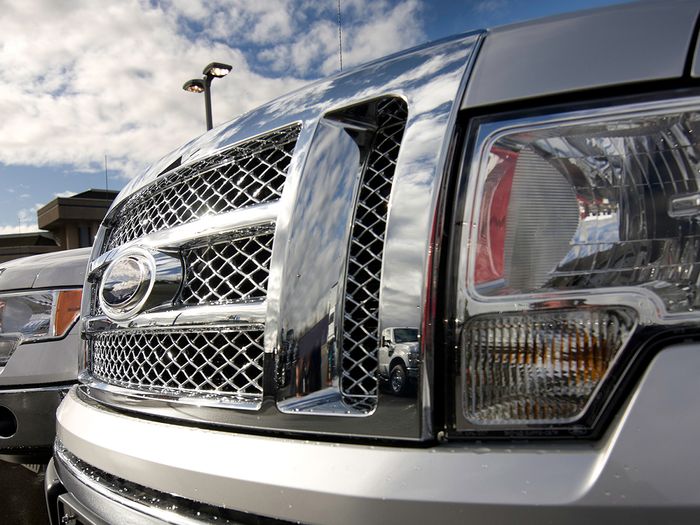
left=0, top=0, right=629, bottom=234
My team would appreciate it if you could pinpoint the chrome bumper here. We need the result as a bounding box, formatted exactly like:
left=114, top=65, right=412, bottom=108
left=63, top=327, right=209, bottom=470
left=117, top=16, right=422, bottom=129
left=0, top=384, right=71, bottom=462
left=50, top=344, right=700, bottom=524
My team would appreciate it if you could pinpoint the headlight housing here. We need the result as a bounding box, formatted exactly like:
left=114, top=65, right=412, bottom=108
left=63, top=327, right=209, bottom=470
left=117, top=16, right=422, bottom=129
left=454, top=96, right=700, bottom=434
left=0, top=289, right=82, bottom=367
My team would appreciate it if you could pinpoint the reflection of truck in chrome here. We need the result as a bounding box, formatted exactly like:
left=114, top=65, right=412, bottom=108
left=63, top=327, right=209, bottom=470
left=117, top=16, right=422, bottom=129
left=378, top=327, right=418, bottom=395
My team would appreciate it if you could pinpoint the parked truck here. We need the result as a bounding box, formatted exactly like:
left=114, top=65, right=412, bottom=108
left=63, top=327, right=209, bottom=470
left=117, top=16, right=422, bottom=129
left=0, top=248, right=88, bottom=463
left=47, top=2, right=700, bottom=523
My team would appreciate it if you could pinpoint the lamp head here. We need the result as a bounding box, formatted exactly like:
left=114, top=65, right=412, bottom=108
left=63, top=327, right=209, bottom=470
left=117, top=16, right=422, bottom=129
left=182, top=79, right=205, bottom=93
left=203, top=62, right=232, bottom=78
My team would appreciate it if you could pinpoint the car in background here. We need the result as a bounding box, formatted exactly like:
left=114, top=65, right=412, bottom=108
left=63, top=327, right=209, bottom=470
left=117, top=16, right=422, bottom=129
left=378, top=327, right=419, bottom=395
left=0, top=248, right=88, bottom=463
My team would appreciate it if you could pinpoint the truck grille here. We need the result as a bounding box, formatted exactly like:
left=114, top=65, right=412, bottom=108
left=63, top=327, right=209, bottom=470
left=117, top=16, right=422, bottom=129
left=341, top=98, right=408, bottom=411
left=103, top=125, right=300, bottom=251
left=87, top=126, right=301, bottom=404
left=179, top=232, right=274, bottom=305
left=89, top=329, right=264, bottom=400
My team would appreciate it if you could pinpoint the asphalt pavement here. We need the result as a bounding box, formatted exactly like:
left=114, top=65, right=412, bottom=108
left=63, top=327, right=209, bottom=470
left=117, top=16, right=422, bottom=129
left=0, top=461, right=49, bottom=525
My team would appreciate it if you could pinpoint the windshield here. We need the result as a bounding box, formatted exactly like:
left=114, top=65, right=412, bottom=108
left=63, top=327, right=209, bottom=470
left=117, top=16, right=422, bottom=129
left=393, top=328, right=418, bottom=343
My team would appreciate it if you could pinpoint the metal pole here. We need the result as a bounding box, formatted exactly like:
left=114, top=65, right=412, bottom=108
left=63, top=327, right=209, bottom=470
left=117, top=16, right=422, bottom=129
left=203, top=75, right=213, bottom=131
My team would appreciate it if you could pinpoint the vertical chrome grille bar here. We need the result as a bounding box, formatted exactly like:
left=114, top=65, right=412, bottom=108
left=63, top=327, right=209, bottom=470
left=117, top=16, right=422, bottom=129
left=341, top=98, right=409, bottom=411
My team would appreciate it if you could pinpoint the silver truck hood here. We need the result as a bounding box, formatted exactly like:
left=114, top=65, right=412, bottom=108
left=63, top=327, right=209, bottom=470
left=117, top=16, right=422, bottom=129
left=0, top=248, right=90, bottom=291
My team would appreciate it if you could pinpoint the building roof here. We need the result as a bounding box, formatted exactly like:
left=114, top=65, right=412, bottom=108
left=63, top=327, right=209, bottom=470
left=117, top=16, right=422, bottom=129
left=37, top=188, right=119, bottom=230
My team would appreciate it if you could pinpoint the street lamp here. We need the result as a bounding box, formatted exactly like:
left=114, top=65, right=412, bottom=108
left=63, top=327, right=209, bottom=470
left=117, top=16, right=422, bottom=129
left=183, top=62, right=232, bottom=131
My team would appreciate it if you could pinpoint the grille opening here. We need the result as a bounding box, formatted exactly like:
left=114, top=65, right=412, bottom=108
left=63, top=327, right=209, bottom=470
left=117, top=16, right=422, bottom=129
left=341, top=97, right=409, bottom=411
left=89, top=329, right=264, bottom=400
left=103, top=125, right=300, bottom=251
left=179, top=232, right=274, bottom=306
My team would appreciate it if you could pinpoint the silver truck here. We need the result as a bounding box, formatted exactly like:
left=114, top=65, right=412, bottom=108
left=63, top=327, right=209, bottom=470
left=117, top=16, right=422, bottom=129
left=47, top=2, right=700, bottom=523
left=378, top=327, right=419, bottom=395
left=0, top=248, right=88, bottom=463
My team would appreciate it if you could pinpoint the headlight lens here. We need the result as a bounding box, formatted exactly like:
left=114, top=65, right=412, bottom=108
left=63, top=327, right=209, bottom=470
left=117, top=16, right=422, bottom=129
left=473, top=108, right=700, bottom=311
left=461, top=99, right=700, bottom=430
left=0, top=289, right=82, bottom=366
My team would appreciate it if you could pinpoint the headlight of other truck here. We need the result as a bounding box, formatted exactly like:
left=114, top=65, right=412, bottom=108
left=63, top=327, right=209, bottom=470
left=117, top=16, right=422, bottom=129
left=0, top=289, right=82, bottom=367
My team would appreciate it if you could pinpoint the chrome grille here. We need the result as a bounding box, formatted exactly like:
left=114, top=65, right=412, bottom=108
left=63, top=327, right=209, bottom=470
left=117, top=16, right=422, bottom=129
left=341, top=98, right=408, bottom=410
left=179, top=232, right=274, bottom=305
left=89, top=329, right=264, bottom=400
left=103, top=125, right=300, bottom=251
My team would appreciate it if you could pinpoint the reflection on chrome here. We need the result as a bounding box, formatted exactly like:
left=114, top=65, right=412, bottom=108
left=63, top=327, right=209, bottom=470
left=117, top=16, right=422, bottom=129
left=378, top=327, right=420, bottom=396
left=81, top=32, right=482, bottom=439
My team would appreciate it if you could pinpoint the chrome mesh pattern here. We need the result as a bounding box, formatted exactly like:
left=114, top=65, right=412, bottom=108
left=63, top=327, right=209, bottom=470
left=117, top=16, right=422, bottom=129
left=179, top=232, right=274, bottom=305
left=89, top=329, right=264, bottom=399
left=341, top=98, right=408, bottom=410
left=103, top=125, right=300, bottom=251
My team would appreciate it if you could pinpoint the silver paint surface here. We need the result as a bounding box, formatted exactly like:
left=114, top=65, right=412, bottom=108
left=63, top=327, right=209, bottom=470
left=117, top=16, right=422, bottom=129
left=56, top=343, right=700, bottom=523
left=463, top=0, right=698, bottom=108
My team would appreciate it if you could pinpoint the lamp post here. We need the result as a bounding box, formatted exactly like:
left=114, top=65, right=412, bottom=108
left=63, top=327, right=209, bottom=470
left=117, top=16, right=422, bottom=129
left=183, top=62, right=232, bottom=131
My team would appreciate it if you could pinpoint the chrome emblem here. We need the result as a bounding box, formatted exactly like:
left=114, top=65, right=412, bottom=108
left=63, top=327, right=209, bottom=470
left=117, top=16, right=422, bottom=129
left=99, top=250, right=155, bottom=320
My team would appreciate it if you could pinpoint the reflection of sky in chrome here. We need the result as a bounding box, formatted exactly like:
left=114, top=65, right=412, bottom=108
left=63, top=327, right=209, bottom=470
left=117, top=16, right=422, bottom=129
left=115, top=36, right=479, bottom=210
left=280, top=122, right=360, bottom=332
left=120, top=36, right=479, bottom=335
left=115, top=35, right=480, bottom=414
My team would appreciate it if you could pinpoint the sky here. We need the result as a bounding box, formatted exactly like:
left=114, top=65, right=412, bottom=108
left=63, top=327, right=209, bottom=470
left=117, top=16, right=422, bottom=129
left=0, top=0, right=631, bottom=234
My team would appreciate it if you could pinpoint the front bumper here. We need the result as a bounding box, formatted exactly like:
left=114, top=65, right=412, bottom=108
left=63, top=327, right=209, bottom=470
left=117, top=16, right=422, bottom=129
left=48, top=343, right=700, bottom=524
left=0, top=384, right=71, bottom=462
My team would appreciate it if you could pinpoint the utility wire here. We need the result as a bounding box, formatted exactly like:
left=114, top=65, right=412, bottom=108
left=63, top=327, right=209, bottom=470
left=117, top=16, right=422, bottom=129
left=104, top=154, right=109, bottom=191
left=337, top=0, right=343, bottom=71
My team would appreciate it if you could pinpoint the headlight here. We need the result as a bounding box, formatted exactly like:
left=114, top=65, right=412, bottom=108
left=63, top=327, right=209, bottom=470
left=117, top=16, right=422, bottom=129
left=456, top=96, right=700, bottom=433
left=0, top=289, right=82, bottom=366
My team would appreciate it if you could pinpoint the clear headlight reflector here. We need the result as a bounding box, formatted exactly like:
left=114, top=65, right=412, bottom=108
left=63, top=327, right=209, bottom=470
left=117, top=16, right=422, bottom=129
left=463, top=103, right=700, bottom=427
left=473, top=109, right=700, bottom=310
left=463, top=308, right=635, bottom=424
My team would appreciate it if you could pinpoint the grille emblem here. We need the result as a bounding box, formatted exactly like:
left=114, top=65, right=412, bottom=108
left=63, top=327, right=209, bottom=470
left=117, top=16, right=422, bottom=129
left=99, top=250, right=155, bottom=321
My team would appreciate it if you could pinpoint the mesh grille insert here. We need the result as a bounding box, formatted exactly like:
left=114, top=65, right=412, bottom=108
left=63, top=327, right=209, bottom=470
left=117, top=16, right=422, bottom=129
left=179, top=232, right=274, bottom=305
left=89, top=329, right=264, bottom=400
left=103, top=125, right=299, bottom=251
left=341, top=98, right=408, bottom=411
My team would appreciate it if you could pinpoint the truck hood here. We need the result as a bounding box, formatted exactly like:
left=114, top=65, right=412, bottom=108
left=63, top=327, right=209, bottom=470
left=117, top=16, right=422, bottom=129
left=0, top=247, right=90, bottom=291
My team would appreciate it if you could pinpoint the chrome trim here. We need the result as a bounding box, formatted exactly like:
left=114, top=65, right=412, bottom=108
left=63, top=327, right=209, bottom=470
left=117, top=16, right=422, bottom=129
left=89, top=203, right=279, bottom=275
left=84, top=301, right=266, bottom=332
left=84, top=32, right=483, bottom=438
left=82, top=378, right=262, bottom=410
left=54, top=443, right=207, bottom=525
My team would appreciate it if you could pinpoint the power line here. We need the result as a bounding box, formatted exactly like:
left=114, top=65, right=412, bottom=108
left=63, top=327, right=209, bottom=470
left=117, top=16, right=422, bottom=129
left=104, top=154, right=109, bottom=191
left=337, top=0, right=343, bottom=71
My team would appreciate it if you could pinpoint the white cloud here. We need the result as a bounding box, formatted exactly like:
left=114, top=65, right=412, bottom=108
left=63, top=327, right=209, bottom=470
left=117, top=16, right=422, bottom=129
left=55, top=191, right=77, bottom=198
left=0, top=0, right=426, bottom=181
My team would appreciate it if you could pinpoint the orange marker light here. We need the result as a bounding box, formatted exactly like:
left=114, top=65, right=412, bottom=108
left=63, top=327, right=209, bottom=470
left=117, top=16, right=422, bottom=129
left=54, top=290, right=82, bottom=337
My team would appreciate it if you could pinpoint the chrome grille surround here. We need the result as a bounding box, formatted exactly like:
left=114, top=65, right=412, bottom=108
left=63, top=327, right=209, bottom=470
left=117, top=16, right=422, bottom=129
left=103, top=125, right=300, bottom=251
left=341, top=98, right=409, bottom=411
left=84, top=127, right=300, bottom=407
left=78, top=32, right=482, bottom=438
left=88, top=328, right=264, bottom=402
left=179, top=230, right=274, bottom=306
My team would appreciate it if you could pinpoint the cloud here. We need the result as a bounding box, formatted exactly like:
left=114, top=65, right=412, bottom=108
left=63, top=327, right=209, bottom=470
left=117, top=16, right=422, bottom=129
left=256, top=0, right=426, bottom=76
left=55, top=191, right=77, bottom=198
left=0, top=1, right=426, bottom=182
left=473, top=0, right=510, bottom=13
